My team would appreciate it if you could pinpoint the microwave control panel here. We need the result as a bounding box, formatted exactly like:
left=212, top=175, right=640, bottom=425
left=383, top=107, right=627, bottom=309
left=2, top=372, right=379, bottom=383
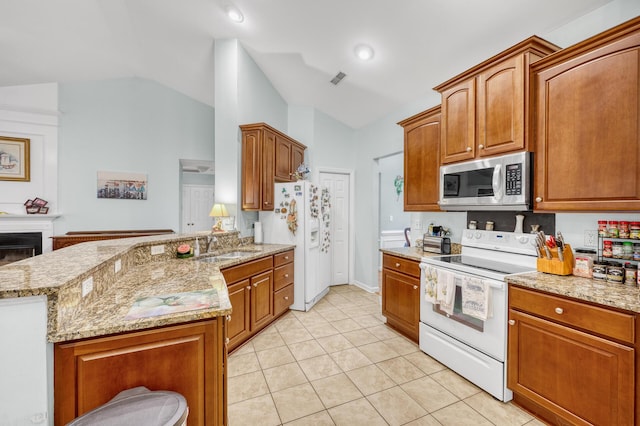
left=505, top=163, right=522, bottom=196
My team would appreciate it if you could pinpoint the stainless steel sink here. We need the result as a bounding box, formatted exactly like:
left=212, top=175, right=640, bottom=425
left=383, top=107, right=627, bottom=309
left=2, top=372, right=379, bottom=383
left=195, top=250, right=260, bottom=263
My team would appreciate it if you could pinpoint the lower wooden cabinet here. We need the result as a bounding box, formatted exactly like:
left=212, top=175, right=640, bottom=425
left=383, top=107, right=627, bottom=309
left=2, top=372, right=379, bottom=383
left=508, top=285, right=636, bottom=425
left=381, top=253, right=421, bottom=342
left=54, top=319, right=226, bottom=426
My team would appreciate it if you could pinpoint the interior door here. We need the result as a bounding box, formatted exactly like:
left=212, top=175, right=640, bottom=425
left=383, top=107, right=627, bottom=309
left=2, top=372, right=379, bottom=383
left=181, top=184, right=214, bottom=233
left=318, top=172, right=350, bottom=286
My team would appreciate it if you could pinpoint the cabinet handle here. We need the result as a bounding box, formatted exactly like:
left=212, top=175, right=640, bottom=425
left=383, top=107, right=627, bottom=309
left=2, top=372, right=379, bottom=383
left=395, top=263, right=400, bottom=267
left=466, top=147, right=472, bottom=152
left=413, top=285, right=418, bottom=290
left=535, top=196, right=542, bottom=203
left=478, top=144, right=484, bottom=149
left=555, top=307, right=564, bottom=315
left=508, top=320, right=515, bottom=326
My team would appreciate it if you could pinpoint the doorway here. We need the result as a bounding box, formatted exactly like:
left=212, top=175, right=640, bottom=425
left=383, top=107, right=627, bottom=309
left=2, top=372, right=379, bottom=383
left=318, top=169, right=353, bottom=287
left=181, top=184, right=214, bottom=233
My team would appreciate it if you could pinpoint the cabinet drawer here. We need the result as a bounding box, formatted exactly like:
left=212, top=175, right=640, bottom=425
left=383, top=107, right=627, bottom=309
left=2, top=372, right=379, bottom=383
left=274, top=263, right=294, bottom=291
left=510, top=286, right=635, bottom=344
left=274, top=250, right=294, bottom=267
left=274, top=284, right=294, bottom=316
left=382, top=254, right=420, bottom=278
left=222, top=256, right=273, bottom=285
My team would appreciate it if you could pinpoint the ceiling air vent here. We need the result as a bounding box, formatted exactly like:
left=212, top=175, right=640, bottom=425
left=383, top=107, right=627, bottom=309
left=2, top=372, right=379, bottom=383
left=330, top=72, right=346, bottom=85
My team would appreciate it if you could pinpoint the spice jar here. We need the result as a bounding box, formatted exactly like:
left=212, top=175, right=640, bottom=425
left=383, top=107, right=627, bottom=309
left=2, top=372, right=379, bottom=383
left=612, top=241, right=623, bottom=259
left=603, top=240, right=613, bottom=258
left=485, top=221, right=494, bottom=231
left=593, top=262, right=608, bottom=280
left=624, top=263, right=637, bottom=286
left=608, top=221, right=619, bottom=238
left=620, top=221, right=630, bottom=238
left=468, top=220, right=477, bottom=230
left=633, top=243, right=640, bottom=261
left=598, top=220, right=608, bottom=237
left=607, top=263, right=624, bottom=283
left=630, top=222, right=640, bottom=239
left=623, top=241, right=633, bottom=260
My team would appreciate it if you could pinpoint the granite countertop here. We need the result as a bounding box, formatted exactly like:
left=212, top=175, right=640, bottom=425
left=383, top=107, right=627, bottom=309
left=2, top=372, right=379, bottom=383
left=380, top=243, right=462, bottom=262
left=0, top=231, right=294, bottom=342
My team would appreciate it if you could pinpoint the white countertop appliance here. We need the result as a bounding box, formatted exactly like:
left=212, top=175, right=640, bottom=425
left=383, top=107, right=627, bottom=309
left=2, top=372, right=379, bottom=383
left=419, top=230, right=537, bottom=401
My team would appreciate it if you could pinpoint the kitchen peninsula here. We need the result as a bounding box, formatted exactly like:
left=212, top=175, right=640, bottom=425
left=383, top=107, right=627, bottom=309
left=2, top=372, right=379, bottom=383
left=0, top=231, right=294, bottom=425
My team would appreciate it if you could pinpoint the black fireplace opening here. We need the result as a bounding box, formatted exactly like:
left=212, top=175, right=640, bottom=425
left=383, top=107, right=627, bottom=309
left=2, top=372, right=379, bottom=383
left=0, top=232, right=43, bottom=266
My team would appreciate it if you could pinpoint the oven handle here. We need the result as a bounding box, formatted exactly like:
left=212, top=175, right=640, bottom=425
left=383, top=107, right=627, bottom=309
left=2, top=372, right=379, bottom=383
left=420, top=263, right=505, bottom=290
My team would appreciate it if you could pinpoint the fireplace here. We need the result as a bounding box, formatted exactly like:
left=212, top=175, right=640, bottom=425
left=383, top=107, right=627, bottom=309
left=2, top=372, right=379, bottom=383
left=0, top=232, right=43, bottom=266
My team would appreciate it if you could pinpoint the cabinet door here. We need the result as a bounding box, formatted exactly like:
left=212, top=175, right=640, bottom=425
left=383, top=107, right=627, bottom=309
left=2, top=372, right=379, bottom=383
left=250, top=270, right=274, bottom=331
left=261, top=130, right=276, bottom=211
left=241, top=129, right=262, bottom=210
left=477, top=55, right=525, bottom=157
left=401, top=107, right=441, bottom=211
left=508, top=309, right=634, bottom=425
left=441, top=78, right=476, bottom=164
left=533, top=34, right=640, bottom=210
left=291, top=144, right=305, bottom=178
left=275, top=136, right=292, bottom=181
left=227, top=280, right=251, bottom=351
left=381, top=269, right=420, bottom=342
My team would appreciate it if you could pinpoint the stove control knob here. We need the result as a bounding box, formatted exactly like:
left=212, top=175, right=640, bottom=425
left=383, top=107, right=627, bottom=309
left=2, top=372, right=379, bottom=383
left=475, top=231, right=481, bottom=239
left=466, top=231, right=474, bottom=239
left=518, top=236, right=529, bottom=244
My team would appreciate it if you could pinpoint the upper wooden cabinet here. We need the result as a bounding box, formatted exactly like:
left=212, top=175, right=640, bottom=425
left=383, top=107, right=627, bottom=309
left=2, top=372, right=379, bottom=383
left=398, top=105, right=441, bottom=211
left=435, top=37, right=559, bottom=164
left=240, top=123, right=306, bottom=211
left=531, top=17, right=640, bottom=211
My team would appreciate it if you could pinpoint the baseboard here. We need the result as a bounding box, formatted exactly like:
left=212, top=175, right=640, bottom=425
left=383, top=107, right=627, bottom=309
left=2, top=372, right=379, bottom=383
left=352, top=279, right=379, bottom=294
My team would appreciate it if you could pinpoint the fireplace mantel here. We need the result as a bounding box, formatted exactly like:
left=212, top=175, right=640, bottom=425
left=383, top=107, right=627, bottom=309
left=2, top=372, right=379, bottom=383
left=0, top=214, right=61, bottom=253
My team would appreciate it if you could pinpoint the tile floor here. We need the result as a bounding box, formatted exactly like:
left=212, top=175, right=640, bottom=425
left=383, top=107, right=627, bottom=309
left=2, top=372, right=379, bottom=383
left=227, top=284, right=545, bottom=426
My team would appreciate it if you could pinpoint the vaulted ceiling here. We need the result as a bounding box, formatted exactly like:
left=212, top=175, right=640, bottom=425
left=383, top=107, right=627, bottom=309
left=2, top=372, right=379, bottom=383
left=0, top=0, right=614, bottom=128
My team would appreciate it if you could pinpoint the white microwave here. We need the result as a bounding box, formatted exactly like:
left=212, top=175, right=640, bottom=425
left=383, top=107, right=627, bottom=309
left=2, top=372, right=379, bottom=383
left=439, top=152, right=532, bottom=211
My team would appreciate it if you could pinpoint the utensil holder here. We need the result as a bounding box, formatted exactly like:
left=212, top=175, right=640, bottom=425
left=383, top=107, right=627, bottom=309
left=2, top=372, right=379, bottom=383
left=537, top=244, right=574, bottom=275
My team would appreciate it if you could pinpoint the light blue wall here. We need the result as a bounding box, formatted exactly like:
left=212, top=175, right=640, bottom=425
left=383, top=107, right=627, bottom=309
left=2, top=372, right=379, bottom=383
left=57, top=77, right=214, bottom=234
left=378, top=153, right=411, bottom=232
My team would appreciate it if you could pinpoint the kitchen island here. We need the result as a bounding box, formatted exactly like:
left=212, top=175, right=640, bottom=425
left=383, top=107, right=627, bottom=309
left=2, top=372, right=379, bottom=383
left=0, top=231, right=294, bottom=426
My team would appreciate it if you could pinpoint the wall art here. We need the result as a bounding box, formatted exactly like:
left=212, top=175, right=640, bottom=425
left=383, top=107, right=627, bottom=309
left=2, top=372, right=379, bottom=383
left=0, top=136, right=30, bottom=182
left=97, top=171, right=148, bottom=200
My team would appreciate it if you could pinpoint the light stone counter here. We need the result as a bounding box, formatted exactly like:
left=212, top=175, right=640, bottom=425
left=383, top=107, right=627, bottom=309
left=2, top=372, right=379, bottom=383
left=380, top=243, right=462, bottom=262
left=0, top=231, right=294, bottom=342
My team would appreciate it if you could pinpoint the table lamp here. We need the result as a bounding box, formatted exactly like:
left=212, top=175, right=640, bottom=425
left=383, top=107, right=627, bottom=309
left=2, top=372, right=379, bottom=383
left=209, top=203, right=229, bottom=232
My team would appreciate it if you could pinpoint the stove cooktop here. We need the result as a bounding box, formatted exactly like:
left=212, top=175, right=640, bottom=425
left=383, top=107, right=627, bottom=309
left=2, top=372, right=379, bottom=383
left=422, top=254, right=537, bottom=281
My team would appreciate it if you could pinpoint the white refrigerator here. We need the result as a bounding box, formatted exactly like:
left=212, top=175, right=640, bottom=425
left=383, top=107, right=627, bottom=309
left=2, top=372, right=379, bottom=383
left=259, top=181, right=327, bottom=311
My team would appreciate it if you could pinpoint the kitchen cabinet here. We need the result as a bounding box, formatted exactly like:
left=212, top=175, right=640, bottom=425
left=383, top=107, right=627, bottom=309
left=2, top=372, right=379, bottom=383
left=531, top=17, right=640, bottom=211
left=222, top=251, right=294, bottom=352
left=241, top=123, right=306, bottom=211
left=397, top=105, right=441, bottom=211
left=508, top=285, right=636, bottom=425
left=435, top=37, right=558, bottom=164
left=54, top=319, right=226, bottom=426
left=381, top=254, right=421, bottom=342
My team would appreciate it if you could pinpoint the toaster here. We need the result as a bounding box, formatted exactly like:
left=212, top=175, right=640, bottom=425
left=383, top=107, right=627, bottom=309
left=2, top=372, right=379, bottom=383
left=422, top=235, right=451, bottom=254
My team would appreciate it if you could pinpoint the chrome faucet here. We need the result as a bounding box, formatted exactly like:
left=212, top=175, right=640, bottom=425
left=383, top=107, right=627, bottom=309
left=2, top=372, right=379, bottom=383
left=206, top=235, right=218, bottom=252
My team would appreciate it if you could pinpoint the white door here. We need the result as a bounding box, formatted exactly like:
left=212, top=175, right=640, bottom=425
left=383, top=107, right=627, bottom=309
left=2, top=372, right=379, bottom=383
left=319, top=172, right=350, bottom=285
left=181, top=184, right=214, bottom=233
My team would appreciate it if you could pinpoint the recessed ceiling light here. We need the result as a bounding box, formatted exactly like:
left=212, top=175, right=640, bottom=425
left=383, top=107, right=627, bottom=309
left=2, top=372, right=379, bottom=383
left=225, top=5, right=244, bottom=23
left=354, top=44, right=374, bottom=61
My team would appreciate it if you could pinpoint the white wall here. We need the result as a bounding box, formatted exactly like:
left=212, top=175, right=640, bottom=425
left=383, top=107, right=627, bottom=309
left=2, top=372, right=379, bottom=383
left=378, top=153, right=411, bottom=232
left=56, top=77, right=214, bottom=234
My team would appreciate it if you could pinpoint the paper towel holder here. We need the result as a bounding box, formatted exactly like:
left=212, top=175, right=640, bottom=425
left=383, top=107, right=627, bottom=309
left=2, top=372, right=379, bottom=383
left=254, top=221, right=263, bottom=244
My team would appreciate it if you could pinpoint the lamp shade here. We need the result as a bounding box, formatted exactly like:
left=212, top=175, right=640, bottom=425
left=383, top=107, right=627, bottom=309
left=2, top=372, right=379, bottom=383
left=209, top=203, right=229, bottom=217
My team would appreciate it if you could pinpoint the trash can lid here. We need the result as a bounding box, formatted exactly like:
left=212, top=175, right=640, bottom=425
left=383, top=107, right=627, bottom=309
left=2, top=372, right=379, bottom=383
left=67, top=387, right=188, bottom=426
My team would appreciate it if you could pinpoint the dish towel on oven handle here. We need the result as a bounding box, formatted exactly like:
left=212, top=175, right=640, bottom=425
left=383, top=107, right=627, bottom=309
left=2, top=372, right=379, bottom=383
left=461, top=276, right=492, bottom=321
left=421, top=264, right=437, bottom=304
left=436, top=269, right=455, bottom=315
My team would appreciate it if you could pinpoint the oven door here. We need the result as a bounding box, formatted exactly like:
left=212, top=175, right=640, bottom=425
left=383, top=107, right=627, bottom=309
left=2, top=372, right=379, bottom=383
left=419, top=265, right=507, bottom=361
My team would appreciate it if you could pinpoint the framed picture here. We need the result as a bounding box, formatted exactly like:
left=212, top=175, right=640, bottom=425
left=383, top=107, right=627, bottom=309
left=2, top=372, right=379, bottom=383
left=0, top=136, right=30, bottom=182
left=443, top=174, right=460, bottom=196
left=97, top=171, right=148, bottom=200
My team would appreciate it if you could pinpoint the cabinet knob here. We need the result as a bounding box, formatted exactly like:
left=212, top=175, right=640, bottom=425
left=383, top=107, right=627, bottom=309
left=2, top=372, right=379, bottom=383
left=284, top=296, right=289, bottom=300
left=225, top=337, right=230, bottom=345
left=466, top=147, right=472, bottom=152
left=395, top=263, right=400, bottom=267
left=555, top=307, right=564, bottom=315
left=264, top=201, right=269, bottom=204
left=285, top=256, right=289, bottom=260
left=253, top=283, right=258, bottom=287
left=478, top=144, right=484, bottom=149
left=226, top=315, right=231, bottom=322
left=284, top=274, right=289, bottom=278
left=246, top=286, right=251, bottom=290
left=508, top=319, right=515, bottom=326
left=535, top=196, right=542, bottom=203
left=413, top=285, right=418, bottom=290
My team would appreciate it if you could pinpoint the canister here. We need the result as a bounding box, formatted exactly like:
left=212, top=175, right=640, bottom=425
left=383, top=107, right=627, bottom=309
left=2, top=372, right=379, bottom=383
left=593, top=262, right=608, bottom=280
left=624, top=263, right=637, bottom=286
left=573, top=249, right=596, bottom=278
left=606, top=263, right=624, bottom=283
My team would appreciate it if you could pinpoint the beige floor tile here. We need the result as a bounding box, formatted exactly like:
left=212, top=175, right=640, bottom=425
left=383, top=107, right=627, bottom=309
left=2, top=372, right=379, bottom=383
left=524, top=418, right=548, bottom=426
left=306, top=322, right=341, bottom=338
left=318, top=307, right=351, bottom=321
left=328, top=284, right=355, bottom=293
left=256, top=346, right=295, bottom=369
left=287, top=339, right=327, bottom=361
left=367, top=386, right=427, bottom=425
left=342, top=329, right=379, bottom=346
left=401, top=376, right=460, bottom=413
left=331, top=318, right=363, bottom=333
left=274, top=313, right=305, bottom=331
left=328, top=397, right=388, bottom=426
left=271, top=382, right=325, bottom=423
left=251, top=330, right=286, bottom=351
left=227, top=352, right=261, bottom=377
left=330, top=347, right=372, bottom=371
left=279, top=327, right=314, bottom=345
left=316, top=334, right=355, bottom=353
left=346, top=364, right=396, bottom=395
left=367, top=324, right=401, bottom=340
left=403, top=351, right=447, bottom=375
left=464, top=392, right=533, bottom=425
left=431, top=369, right=482, bottom=399
left=403, top=415, right=443, bottom=425
left=352, top=314, right=384, bottom=328
left=263, top=362, right=309, bottom=393
left=431, top=401, right=493, bottom=425
left=298, top=354, right=343, bottom=381
left=228, top=393, right=281, bottom=426
left=377, top=356, right=425, bottom=384
left=284, top=410, right=335, bottom=425
left=311, top=373, right=363, bottom=408
left=358, top=340, right=401, bottom=363
left=295, top=311, right=329, bottom=327
left=231, top=341, right=254, bottom=356
left=227, top=370, right=269, bottom=404
left=384, top=336, right=419, bottom=355
left=344, top=306, right=369, bottom=318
